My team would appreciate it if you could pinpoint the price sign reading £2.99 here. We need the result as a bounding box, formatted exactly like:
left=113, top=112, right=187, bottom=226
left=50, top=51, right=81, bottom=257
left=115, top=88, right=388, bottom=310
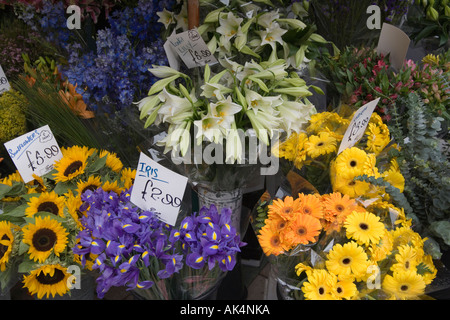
left=337, top=98, right=380, bottom=155
left=130, top=152, right=188, bottom=226
left=4, top=125, right=62, bottom=183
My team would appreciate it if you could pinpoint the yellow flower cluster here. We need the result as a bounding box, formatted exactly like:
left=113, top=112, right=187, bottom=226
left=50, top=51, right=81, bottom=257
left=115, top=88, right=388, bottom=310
left=295, top=208, right=436, bottom=300
left=0, top=145, right=137, bottom=299
left=276, top=110, right=402, bottom=199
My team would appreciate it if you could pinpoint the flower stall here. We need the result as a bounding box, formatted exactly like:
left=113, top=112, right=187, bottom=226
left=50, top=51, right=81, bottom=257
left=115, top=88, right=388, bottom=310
left=0, top=0, right=448, bottom=305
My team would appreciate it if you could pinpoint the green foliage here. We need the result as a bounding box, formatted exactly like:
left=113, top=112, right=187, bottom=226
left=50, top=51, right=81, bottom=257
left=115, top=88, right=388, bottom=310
left=386, top=92, right=450, bottom=249
left=0, top=90, right=27, bottom=144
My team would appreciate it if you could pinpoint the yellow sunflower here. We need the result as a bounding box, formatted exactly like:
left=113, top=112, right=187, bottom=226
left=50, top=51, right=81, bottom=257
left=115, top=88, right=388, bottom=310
left=302, top=269, right=338, bottom=300
left=382, top=270, right=426, bottom=300
left=344, top=210, right=385, bottom=245
left=326, top=241, right=370, bottom=280
left=25, top=191, right=66, bottom=218
left=304, top=132, right=337, bottom=158
left=121, top=168, right=136, bottom=189
left=334, top=147, right=369, bottom=179
left=22, top=216, right=69, bottom=263
left=0, top=221, right=15, bottom=271
left=99, top=150, right=123, bottom=173
left=65, top=190, right=85, bottom=229
left=76, top=175, right=102, bottom=196
left=26, top=174, right=47, bottom=193
left=23, top=264, right=72, bottom=299
left=0, top=171, right=23, bottom=202
left=53, top=146, right=89, bottom=183
left=101, top=180, right=124, bottom=195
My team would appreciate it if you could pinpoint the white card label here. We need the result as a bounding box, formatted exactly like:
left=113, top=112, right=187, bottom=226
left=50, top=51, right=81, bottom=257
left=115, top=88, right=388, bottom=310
left=130, top=152, right=188, bottom=226
left=376, top=23, right=410, bottom=71
left=4, top=125, right=62, bottom=183
left=166, top=28, right=217, bottom=69
left=0, top=65, right=11, bottom=95
left=337, top=98, right=380, bottom=155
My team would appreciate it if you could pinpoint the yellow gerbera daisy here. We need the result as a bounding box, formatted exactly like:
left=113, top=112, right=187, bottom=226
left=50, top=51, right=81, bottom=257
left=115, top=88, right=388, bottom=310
left=391, top=244, right=419, bottom=274
left=333, top=279, right=358, bottom=300
left=382, top=270, right=426, bottom=300
left=333, top=175, right=371, bottom=198
left=344, top=210, right=385, bottom=245
left=368, top=229, right=393, bottom=262
left=382, top=169, right=405, bottom=193
left=25, top=191, right=66, bottom=218
left=22, top=216, right=69, bottom=263
left=326, top=241, right=370, bottom=279
left=304, top=132, right=337, bottom=158
left=334, top=147, right=369, bottom=179
left=365, top=122, right=390, bottom=155
left=23, top=264, right=72, bottom=299
left=99, top=149, right=123, bottom=173
left=76, top=175, right=102, bottom=196
left=420, top=254, right=437, bottom=285
left=0, top=221, right=14, bottom=271
left=302, top=269, right=338, bottom=300
left=53, top=146, right=89, bottom=183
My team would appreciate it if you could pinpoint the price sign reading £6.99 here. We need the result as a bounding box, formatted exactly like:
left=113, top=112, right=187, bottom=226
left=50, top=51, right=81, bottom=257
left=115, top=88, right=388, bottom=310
left=130, top=152, right=188, bottom=226
left=337, top=98, right=380, bottom=155
left=4, top=125, right=62, bottom=183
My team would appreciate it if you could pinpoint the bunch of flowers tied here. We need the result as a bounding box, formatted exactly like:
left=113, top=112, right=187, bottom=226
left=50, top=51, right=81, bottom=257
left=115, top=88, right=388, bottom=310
left=275, top=110, right=403, bottom=198
left=74, top=187, right=244, bottom=300
left=0, top=145, right=136, bottom=299
left=254, top=188, right=437, bottom=300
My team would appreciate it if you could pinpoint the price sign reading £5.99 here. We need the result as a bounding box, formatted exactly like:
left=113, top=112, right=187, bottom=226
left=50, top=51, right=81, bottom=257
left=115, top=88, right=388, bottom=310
left=130, top=152, right=188, bottom=226
left=4, top=125, right=62, bottom=183
left=337, top=98, right=380, bottom=155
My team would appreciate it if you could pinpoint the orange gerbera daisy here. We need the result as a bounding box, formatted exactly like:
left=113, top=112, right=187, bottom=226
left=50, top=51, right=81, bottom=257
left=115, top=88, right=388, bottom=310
left=286, top=214, right=322, bottom=245
left=297, top=193, right=324, bottom=219
left=268, top=196, right=301, bottom=221
left=257, top=223, right=287, bottom=256
left=321, top=192, right=358, bottom=222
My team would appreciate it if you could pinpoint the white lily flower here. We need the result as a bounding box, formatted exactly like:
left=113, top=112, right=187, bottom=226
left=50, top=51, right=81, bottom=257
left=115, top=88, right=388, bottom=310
left=157, top=88, right=194, bottom=124
left=225, top=126, right=243, bottom=164
left=257, top=10, right=280, bottom=29
left=148, top=65, right=181, bottom=78
left=277, top=100, right=316, bottom=134
left=156, top=8, right=175, bottom=29
left=216, top=12, right=243, bottom=53
left=244, top=88, right=282, bottom=115
left=194, top=117, right=224, bottom=144
left=210, top=95, right=242, bottom=120
left=174, top=1, right=188, bottom=31
left=257, top=23, right=287, bottom=51
left=200, top=82, right=233, bottom=101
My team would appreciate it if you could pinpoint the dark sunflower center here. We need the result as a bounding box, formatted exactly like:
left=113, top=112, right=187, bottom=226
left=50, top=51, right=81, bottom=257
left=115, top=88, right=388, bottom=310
left=81, top=184, right=98, bottom=194
left=37, top=201, right=59, bottom=215
left=36, top=268, right=65, bottom=285
left=359, top=223, right=369, bottom=230
left=318, top=287, right=325, bottom=295
left=0, top=234, right=10, bottom=259
left=350, top=160, right=357, bottom=167
left=400, top=285, right=409, bottom=291
left=32, top=228, right=57, bottom=252
left=63, top=161, right=83, bottom=177
left=342, top=258, right=351, bottom=265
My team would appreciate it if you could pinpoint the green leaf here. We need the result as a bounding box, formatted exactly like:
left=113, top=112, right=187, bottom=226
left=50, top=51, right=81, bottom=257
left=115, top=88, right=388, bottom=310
left=148, top=74, right=180, bottom=96
left=18, top=241, right=30, bottom=256
left=430, top=221, right=450, bottom=246
left=87, top=155, right=107, bottom=173
left=0, top=184, right=12, bottom=199
left=18, top=258, right=37, bottom=274
left=3, top=203, right=28, bottom=218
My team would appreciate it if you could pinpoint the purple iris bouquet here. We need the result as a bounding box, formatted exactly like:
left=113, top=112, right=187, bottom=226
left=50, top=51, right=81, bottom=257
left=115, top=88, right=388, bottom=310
left=73, top=187, right=244, bottom=300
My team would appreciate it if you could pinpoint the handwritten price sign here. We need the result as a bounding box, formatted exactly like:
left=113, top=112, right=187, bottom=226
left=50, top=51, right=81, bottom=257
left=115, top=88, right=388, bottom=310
left=130, top=152, right=188, bottom=226
left=166, top=28, right=217, bottom=69
left=0, top=65, right=11, bottom=95
left=4, top=125, right=62, bottom=182
left=337, top=98, right=380, bottom=155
